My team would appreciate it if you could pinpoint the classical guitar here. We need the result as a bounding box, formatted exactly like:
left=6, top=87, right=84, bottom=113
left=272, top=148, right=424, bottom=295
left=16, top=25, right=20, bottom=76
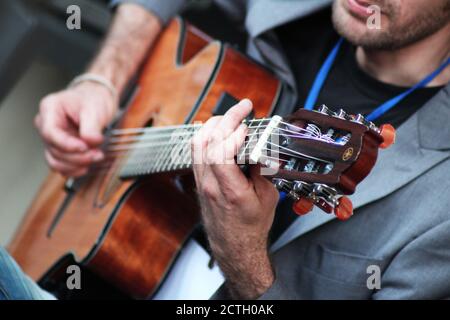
left=8, top=18, right=395, bottom=299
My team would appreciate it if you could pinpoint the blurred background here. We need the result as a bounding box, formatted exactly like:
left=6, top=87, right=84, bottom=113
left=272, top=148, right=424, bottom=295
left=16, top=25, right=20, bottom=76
left=0, top=0, right=244, bottom=246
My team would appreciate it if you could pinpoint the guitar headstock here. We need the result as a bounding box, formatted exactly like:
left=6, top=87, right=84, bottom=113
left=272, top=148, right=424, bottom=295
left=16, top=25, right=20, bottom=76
left=238, top=105, right=396, bottom=220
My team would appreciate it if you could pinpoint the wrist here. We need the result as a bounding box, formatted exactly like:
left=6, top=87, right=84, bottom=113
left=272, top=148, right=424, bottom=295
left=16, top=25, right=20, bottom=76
left=209, top=238, right=274, bottom=299
left=69, top=73, right=118, bottom=101
left=225, top=253, right=274, bottom=299
left=69, top=81, right=119, bottom=117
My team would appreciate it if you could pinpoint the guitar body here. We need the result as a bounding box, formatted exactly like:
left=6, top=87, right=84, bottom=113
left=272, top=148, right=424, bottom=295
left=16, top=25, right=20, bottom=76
left=8, top=18, right=281, bottom=299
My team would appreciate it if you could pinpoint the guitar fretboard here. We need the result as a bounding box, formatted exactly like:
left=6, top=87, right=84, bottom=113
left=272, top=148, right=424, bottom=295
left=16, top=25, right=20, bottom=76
left=115, top=119, right=277, bottom=179
left=117, top=125, right=200, bottom=178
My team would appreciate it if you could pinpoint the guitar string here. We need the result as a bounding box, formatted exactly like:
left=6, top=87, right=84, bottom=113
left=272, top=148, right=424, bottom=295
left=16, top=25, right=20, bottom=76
left=90, top=126, right=335, bottom=173
left=103, top=129, right=334, bottom=153
left=105, top=118, right=311, bottom=143
left=87, top=130, right=336, bottom=176
left=83, top=146, right=295, bottom=178
left=88, top=122, right=333, bottom=175
left=107, top=118, right=271, bottom=136
left=102, top=122, right=335, bottom=152
left=106, top=121, right=333, bottom=145
left=117, top=127, right=333, bottom=172
left=108, top=122, right=313, bottom=141
left=119, top=147, right=307, bottom=170
left=85, top=138, right=334, bottom=178
left=83, top=120, right=338, bottom=177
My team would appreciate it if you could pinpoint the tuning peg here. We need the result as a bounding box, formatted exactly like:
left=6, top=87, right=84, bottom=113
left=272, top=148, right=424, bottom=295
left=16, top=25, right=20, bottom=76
left=379, top=124, right=396, bottom=149
left=354, top=114, right=366, bottom=124
left=293, top=181, right=306, bottom=192
left=318, top=105, right=331, bottom=115
left=293, top=197, right=315, bottom=216
left=336, top=109, right=347, bottom=119
left=273, top=178, right=288, bottom=190
left=334, top=196, right=353, bottom=221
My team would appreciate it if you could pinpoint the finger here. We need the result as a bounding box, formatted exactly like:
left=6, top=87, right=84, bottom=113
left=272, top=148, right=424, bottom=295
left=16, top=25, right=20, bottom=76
left=48, top=147, right=104, bottom=166
left=206, top=123, right=247, bottom=166
left=39, top=111, right=88, bottom=153
left=196, top=169, right=221, bottom=207
left=223, top=123, right=248, bottom=163
left=79, top=108, right=105, bottom=146
left=250, top=165, right=279, bottom=205
left=211, top=99, right=253, bottom=143
left=192, top=117, right=224, bottom=200
left=191, top=117, right=222, bottom=174
left=69, top=168, right=90, bottom=178
left=45, top=150, right=87, bottom=177
left=209, top=162, right=250, bottom=194
left=34, top=114, right=42, bottom=129
left=206, top=124, right=250, bottom=194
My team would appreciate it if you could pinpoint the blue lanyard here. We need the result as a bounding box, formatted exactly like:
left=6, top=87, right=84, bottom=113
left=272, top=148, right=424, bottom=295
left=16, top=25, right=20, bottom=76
left=279, top=39, right=449, bottom=202
left=304, top=38, right=450, bottom=121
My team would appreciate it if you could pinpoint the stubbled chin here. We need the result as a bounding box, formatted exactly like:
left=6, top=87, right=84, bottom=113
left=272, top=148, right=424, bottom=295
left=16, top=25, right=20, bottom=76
left=333, top=4, right=371, bottom=42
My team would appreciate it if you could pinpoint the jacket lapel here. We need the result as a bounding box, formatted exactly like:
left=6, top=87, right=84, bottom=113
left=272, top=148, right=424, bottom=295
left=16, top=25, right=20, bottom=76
left=271, top=85, right=450, bottom=252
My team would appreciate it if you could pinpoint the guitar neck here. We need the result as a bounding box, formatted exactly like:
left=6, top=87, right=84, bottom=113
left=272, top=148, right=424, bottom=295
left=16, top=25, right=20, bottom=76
left=117, top=124, right=200, bottom=179
left=116, top=118, right=278, bottom=179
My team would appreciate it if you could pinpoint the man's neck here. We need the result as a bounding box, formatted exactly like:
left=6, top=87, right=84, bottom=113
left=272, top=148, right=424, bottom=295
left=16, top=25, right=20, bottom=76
left=356, top=24, right=450, bottom=88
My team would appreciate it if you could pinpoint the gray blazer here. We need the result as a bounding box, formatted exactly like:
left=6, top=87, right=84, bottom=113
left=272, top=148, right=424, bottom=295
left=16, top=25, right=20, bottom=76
left=112, top=0, right=450, bottom=299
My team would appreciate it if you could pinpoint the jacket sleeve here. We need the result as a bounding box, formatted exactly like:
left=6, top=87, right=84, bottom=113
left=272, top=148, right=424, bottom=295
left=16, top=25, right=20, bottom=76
left=109, top=0, right=187, bottom=25
left=211, top=265, right=297, bottom=300
left=211, top=276, right=296, bottom=300
left=372, top=219, right=450, bottom=299
left=214, top=219, right=450, bottom=300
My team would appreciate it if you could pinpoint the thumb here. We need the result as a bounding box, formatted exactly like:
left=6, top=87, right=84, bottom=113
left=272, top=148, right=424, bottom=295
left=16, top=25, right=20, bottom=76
left=79, top=108, right=105, bottom=146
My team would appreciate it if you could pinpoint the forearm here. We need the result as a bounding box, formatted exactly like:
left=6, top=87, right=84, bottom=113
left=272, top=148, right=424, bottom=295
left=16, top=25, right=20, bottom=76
left=191, top=101, right=279, bottom=300
left=209, top=236, right=275, bottom=300
left=87, top=3, right=162, bottom=95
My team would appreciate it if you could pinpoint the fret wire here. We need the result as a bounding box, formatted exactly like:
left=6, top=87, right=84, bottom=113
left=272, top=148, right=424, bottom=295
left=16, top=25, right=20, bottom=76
left=164, top=129, right=189, bottom=171
left=154, top=132, right=173, bottom=172
left=180, top=127, right=194, bottom=169
left=178, top=126, right=197, bottom=169
left=150, top=127, right=176, bottom=173
left=171, top=125, right=200, bottom=170
left=180, top=125, right=199, bottom=168
left=126, top=142, right=160, bottom=174
left=151, top=139, right=168, bottom=173
left=156, top=126, right=198, bottom=172
left=240, top=118, right=263, bottom=162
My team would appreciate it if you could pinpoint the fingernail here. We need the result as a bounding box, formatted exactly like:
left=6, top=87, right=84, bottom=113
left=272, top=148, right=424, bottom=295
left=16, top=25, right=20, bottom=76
left=77, top=144, right=88, bottom=152
left=240, top=99, right=253, bottom=108
left=92, top=152, right=104, bottom=162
